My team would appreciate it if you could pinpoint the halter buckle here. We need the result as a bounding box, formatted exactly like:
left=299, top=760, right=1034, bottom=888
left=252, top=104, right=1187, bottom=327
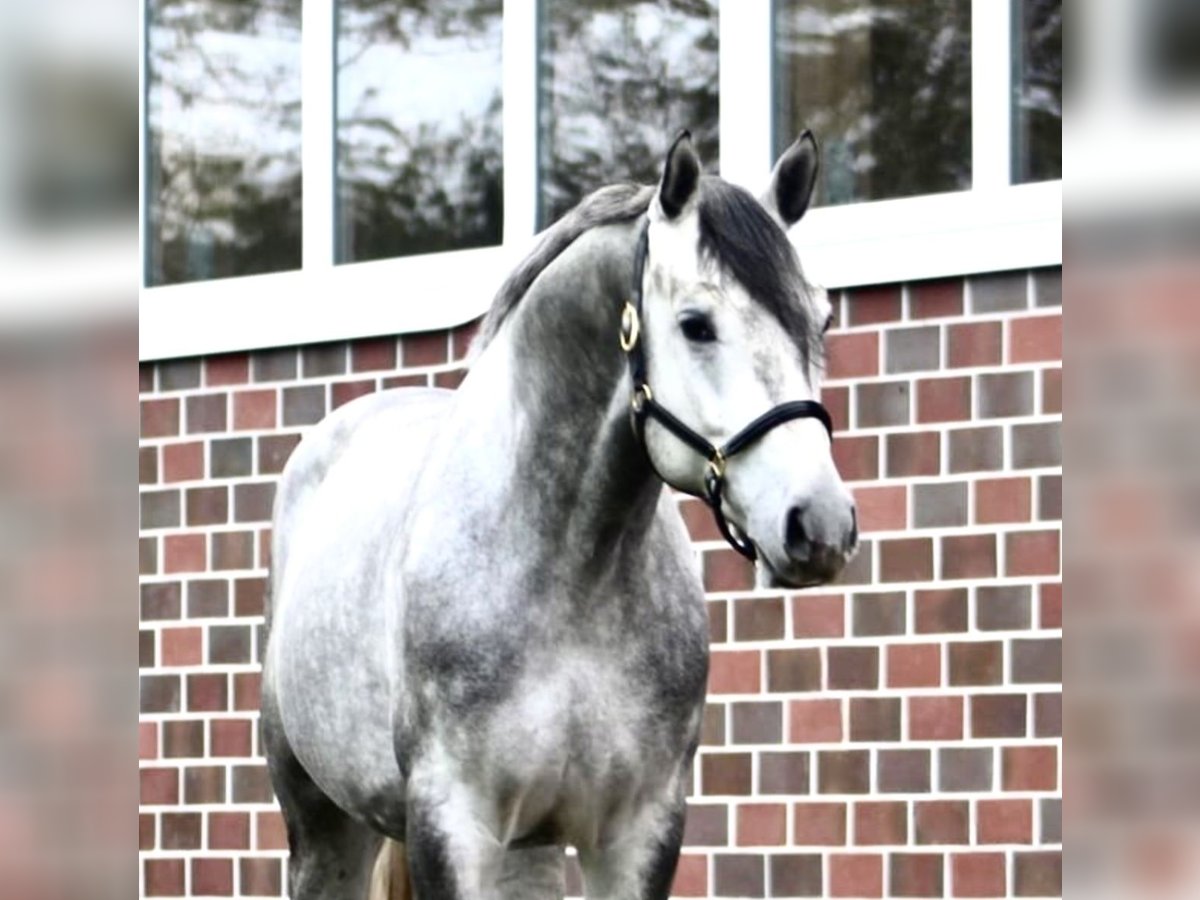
left=630, top=383, right=653, bottom=414
left=619, top=302, right=640, bottom=352
left=707, top=450, right=727, bottom=481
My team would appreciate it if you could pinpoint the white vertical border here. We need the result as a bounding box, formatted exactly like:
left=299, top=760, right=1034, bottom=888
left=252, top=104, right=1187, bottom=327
left=971, top=0, right=1014, bottom=189
left=502, top=0, right=539, bottom=245
left=719, top=0, right=774, bottom=190
left=302, top=0, right=336, bottom=269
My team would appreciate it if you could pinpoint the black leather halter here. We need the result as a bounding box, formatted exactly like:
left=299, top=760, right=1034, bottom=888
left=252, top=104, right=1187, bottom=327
left=621, top=219, right=834, bottom=562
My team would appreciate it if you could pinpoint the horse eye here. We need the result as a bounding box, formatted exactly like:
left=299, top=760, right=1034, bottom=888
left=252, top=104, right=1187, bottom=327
left=679, top=312, right=717, bottom=343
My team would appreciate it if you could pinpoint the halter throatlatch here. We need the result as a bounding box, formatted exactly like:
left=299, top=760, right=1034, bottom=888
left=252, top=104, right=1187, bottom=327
left=622, top=220, right=835, bottom=562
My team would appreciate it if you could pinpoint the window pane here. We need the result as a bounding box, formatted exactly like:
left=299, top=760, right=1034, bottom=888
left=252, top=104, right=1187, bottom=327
left=538, top=0, right=719, bottom=228
left=146, top=0, right=302, bottom=287
left=773, top=0, right=972, bottom=206
left=336, top=1, right=503, bottom=263
left=1013, top=0, right=1061, bottom=184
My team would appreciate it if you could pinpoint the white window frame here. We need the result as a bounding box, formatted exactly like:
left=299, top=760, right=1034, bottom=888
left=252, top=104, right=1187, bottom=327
left=139, top=0, right=1061, bottom=361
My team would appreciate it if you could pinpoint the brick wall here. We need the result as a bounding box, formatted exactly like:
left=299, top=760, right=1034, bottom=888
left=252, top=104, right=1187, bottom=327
left=139, top=267, right=1062, bottom=898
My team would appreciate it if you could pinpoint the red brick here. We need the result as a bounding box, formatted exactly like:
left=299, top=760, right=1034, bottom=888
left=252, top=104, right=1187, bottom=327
left=239, top=858, right=282, bottom=896
left=948, top=321, right=1002, bottom=367
left=232, top=389, right=276, bottom=430
left=709, top=650, right=760, bottom=694
left=891, top=852, right=945, bottom=897
left=1010, top=314, right=1061, bottom=362
left=140, top=813, right=155, bottom=850
left=704, top=548, right=754, bottom=592
left=830, top=852, right=883, bottom=897
left=141, top=398, right=180, bottom=438
left=975, top=477, right=1032, bottom=523
left=162, top=442, right=204, bottom=482
left=826, top=331, right=879, bottom=379
left=187, top=673, right=228, bottom=712
left=1042, top=367, right=1062, bottom=413
left=887, top=644, right=941, bottom=688
left=790, top=699, right=843, bottom=743
left=767, top=648, right=821, bottom=692
left=793, top=802, right=847, bottom=845
left=144, top=858, right=184, bottom=896
left=1014, top=850, right=1062, bottom=896
left=824, top=384, right=850, bottom=431
left=140, top=446, right=159, bottom=484
left=208, top=812, right=250, bottom=850
left=949, top=641, right=1003, bottom=686
left=942, top=534, right=997, bottom=580
left=186, top=393, right=227, bottom=433
left=141, top=767, right=178, bottom=804
left=792, top=594, right=844, bottom=638
left=879, top=538, right=933, bottom=582
left=917, top=377, right=971, bottom=423
left=1002, top=746, right=1058, bottom=791
left=733, top=597, right=785, bottom=641
left=160, top=627, right=202, bottom=666
left=672, top=854, right=708, bottom=897
left=332, top=379, right=376, bottom=409
left=915, top=588, right=968, bottom=633
left=206, top=353, right=250, bottom=386
left=977, top=799, right=1033, bottom=843
left=233, top=672, right=261, bottom=710
left=210, top=719, right=253, bottom=757
left=908, top=696, right=963, bottom=741
left=886, top=431, right=941, bottom=478
left=402, top=331, right=448, bottom=366
left=1006, top=530, right=1061, bottom=576
left=256, top=811, right=289, bottom=850
left=847, top=284, right=902, bottom=325
left=848, top=697, right=901, bottom=741
left=916, top=800, right=969, bottom=844
left=852, top=485, right=906, bottom=532
left=834, top=434, right=879, bottom=482
left=701, top=753, right=752, bottom=795
left=853, top=801, right=907, bottom=845
left=737, top=803, right=787, bottom=845
left=382, top=373, right=428, bottom=389
left=351, top=337, right=398, bottom=372
left=451, top=319, right=482, bottom=360
left=1039, top=583, right=1062, bottom=629
left=191, top=858, right=233, bottom=896
left=679, top=497, right=721, bottom=542
left=140, top=722, right=158, bottom=760
left=435, top=369, right=467, bottom=389
left=911, top=278, right=963, bottom=319
left=163, top=534, right=205, bottom=573
left=952, top=852, right=1006, bottom=897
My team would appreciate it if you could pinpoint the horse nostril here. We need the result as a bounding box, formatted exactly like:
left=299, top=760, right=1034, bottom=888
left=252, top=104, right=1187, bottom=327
left=785, top=505, right=809, bottom=560
left=846, top=507, right=859, bottom=551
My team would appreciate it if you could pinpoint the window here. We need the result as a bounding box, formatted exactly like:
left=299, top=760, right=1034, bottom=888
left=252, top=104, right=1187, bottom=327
left=140, top=0, right=1062, bottom=360
left=336, top=0, right=504, bottom=262
left=145, top=0, right=302, bottom=286
left=537, top=0, right=719, bottom=227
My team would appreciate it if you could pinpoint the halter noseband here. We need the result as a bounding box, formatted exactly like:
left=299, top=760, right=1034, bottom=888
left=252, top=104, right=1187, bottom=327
left=621, top=220, right=834, bottom=562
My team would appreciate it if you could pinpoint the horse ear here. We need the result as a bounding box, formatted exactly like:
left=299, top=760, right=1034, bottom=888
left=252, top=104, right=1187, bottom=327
left=762, top=130, right=819, bottom=227
left=656, top=130, right=701, bottom=220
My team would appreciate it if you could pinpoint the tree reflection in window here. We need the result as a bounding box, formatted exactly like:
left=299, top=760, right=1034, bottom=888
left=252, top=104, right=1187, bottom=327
left=538, top=0, right=719, bottom=229
left=1013, top=0, right=1061, bottom=184
left=774, top=0, right=972, bottom=206
left=336, top=0, right=503, bottom=263
left=146, top=0, right=302, bottom=286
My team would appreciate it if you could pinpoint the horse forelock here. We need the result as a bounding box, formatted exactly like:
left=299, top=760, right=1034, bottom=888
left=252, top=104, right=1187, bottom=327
left=696, top=177, right=824, bottom=368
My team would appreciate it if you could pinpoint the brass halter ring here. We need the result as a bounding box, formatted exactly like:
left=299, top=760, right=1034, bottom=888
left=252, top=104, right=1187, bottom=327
left=706, top=450, right=727, bottom=481
left=619, top=301, right=640, bottom=352
left=630, top=383, right=653, bottom=413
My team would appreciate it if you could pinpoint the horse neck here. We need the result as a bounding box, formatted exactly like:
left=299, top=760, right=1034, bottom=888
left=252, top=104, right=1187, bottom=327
left=477, top=222, right=662, bottom=572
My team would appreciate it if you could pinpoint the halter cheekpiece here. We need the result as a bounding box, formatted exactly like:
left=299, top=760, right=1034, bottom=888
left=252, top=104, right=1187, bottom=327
left=622, top=219, right=835, bottom=562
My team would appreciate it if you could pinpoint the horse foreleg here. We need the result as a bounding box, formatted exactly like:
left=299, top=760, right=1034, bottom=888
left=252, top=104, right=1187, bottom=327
left=404, top=774, right=504, bottom=900
left=498, top=847, right=565, bottom=900
left=576, top=800, right=685, bottom=900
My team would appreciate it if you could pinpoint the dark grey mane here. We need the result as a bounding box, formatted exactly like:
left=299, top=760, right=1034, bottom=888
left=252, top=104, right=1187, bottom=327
left=476, top=183, right=655, bottom=348
left=475, top=176, right=821, bottom=363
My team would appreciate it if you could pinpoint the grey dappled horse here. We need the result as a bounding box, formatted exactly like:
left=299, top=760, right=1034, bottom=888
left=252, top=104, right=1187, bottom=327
left=262, top=132, right=858, bottom=900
